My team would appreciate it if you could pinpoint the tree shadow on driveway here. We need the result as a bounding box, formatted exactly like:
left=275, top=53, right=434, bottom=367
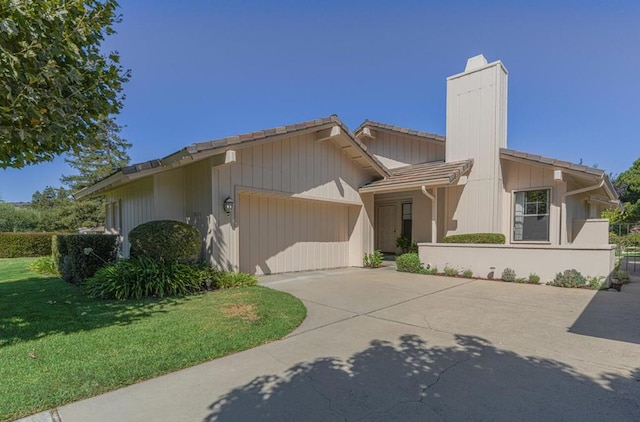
left=568, top=280, right=640, bottom=344
left=206, top=334, right=640, bottom=421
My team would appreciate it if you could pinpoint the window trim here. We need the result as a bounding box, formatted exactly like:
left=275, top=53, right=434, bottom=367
left=511, top=187, right=552, bottom=244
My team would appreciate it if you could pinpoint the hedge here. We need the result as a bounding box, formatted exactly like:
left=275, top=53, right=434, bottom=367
left=55, top=234, right=119, bottom=284
left=442, top=233, right=506, bottom=244
left=129, top=220, right=202, bottom=263
left=0, top=232, right=65, bottom=258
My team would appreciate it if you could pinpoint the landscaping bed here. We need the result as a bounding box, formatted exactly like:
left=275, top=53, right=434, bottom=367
left=0, top=258, right=306, bottom=422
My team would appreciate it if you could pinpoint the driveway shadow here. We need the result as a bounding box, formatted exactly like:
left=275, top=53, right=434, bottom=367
left=205, top=334, right=640, bottom=421
left=568, top=280, right=640, bottom=344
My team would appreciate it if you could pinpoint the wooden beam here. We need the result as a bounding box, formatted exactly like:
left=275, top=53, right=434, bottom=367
left=315, top=125, right=341, bottom=142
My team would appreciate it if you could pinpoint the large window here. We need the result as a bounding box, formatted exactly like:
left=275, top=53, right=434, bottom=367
left=513, top=189, right=549, bottom=241
left=401, top=203, right=412, bottom=242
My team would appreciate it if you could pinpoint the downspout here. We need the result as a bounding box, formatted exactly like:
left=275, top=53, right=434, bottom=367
left=421, top=186, right=438, bottom=243
left=560, top=179, right=604, bottom=245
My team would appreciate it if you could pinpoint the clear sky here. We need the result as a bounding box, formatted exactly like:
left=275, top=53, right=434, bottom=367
left=1, top=0, right=639, bottom=202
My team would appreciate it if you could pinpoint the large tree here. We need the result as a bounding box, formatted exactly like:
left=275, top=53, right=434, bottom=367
left=0, top=0, right=130, bottom=168
left=61, top=117, right=131, bottom=190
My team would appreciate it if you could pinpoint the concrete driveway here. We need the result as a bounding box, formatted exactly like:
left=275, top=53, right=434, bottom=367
left=51, top=268, right=640, bottom=421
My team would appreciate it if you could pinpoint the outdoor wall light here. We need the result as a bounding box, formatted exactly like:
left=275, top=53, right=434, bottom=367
left=223, top=196, right=234, bottom=215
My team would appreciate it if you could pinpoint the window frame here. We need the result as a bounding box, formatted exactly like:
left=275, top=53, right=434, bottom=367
left=511, top=187, right=552, bottom=243
left=401, top=202, right=413, bottom=242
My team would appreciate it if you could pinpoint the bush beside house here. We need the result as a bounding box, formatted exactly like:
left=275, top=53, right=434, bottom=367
left=442, top=233, right=506, bottom=244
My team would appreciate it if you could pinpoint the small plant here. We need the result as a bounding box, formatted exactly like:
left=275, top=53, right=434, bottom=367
left=28, top=256, right=59, bottom=276
left=363, top=250, right=384, bottom=268
left=443, top=265, right=459, bottom=277
left=420, top=266, right=438, bottom=275
left=396, top=253, right=422, bottom=273
left=395, top=236, right=411, bottom=253
left=515, top=277, right=526, bottom=283
left=614, top=270, right=630, bottom=284
left=462, top=269, right=473, bottom=278
left=588, top=276, right=605, bottom=290
left=501, top=267, right=516, bottom=282
left=214, top=271, right=258, bottom=289
left=528, top=273, right=540, bottom=284
left=548, top=269, right=587, bottom=288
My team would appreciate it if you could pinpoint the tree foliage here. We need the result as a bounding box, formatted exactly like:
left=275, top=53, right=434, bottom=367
left=0, top=0, right=130, bottom=168
left=605, top=158, right=640, bottom=225
left=61, top=117, right=131, bottom=191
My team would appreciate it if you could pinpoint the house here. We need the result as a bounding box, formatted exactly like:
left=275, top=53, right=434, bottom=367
left=77, top=55, right=619, bottom=281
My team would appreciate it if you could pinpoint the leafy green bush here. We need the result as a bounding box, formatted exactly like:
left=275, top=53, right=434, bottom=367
left=58, top=234, right=119, bottom=284
left=501, top=267, right=516, bottom=282
left=421, top=266, right=438, bottom=275
left=442, top=233, right=506, bottom=244
left=614, top=270, right=630, bottom=283
left=528, top=273, right=540, bottom=284
left=548, top=269, right=587, bottom=288
left=396, top=253, right=422, bottom=273
left=443, top=265, right=459, bottom=277
left=363, top=250, right=384, bottom=268
left=129, top=220, right=201, bottom=263
left=515, top=277, right=527, bottom=283
left=462, top=269, right=473, bottom=278
left=52, top=234, right=68, bottom=274
left=0, top=232, right=63, bottom=258
left=28, top=256, right=59, bottom=275
left=588, top=276, right=606, bottom=290
left=395, top=236, right=418, bottom=254
left=214, top=271, right=258, bottom=289
left=86, top=257, right=207, bottom=300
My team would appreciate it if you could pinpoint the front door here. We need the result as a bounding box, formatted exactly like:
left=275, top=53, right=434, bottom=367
left=377, top=204, right=397, bottom=253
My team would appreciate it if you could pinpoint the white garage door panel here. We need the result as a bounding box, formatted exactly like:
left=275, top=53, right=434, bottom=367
left=239, top=194, right=349, bottom=275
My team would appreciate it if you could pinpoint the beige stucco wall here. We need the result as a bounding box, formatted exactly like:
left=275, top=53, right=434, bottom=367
left=361, top=131, right=444, bottom=170
left=419, top=243, right=615, bottom=284
left=572, top=219, right=610, bottom=245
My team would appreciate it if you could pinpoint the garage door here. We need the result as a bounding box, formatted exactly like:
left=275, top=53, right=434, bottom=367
left=239, top=193, right=350, bottom=275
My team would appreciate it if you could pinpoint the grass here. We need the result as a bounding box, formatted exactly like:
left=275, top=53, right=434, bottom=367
left=0, top=258, right=306, bottom=421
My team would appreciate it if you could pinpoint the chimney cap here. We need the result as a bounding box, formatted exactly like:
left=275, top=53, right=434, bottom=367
left=465, top=54, right=488, bottom=72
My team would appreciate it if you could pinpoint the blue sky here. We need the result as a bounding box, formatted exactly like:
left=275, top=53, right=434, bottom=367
left=1, top=0, right=639, bottom=202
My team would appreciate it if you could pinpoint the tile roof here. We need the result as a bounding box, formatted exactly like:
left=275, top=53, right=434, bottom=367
left=500, top=148, right=618, bottom=201
left=77, top=115, right=390, bottom=199
left=500, top=148, right=605, bottom=176
left=354, top=120, right=446, bottom=143
left=360, top=159, right=473, bottom=193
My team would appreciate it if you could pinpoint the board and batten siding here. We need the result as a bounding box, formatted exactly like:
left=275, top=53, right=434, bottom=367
left=362, top=132, right=445, bottom=170
left=104, top=177, right=154, bottom=256
left=210, top=132, right=375, bottom=273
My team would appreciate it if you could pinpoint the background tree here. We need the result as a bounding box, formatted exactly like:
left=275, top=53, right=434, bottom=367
left=61, top=118, right=131, bottom=190
left=0, top=0, right=130, bottom=168
left=604, top=158, right=640, bottom=227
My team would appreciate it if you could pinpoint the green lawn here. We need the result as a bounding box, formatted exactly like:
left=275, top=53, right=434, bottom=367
left=0, top=258, right=306, bottom=422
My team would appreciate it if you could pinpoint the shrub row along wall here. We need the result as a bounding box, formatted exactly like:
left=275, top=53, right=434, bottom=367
left=53, top=234, right=119, bottom=284
left=442, top=233, right=506, bottom=244
left=0, top=232, right=67, bottom=258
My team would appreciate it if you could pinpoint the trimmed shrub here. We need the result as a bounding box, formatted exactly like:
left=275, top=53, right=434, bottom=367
left=86, top=257, right=206, bottom=300
left=28, top=256, right=59, bottom=276
left=501, top=267, right=516, bottom=282
left=363, top=250, right=384, bottom=268
left=548, top=269, right=587, bottom=288
left=442, top=233, right=506, bottom=244
left=52, top=234, right=68, bottom=274
left=0, top=232, right=63, bottom=258
left=59, top=234, right=119, bottom=284
left=214, top=271, right=258, bottom=289
left=396, top=253, right=422, bottom=273
left=129, top=220, right=201, bottom=263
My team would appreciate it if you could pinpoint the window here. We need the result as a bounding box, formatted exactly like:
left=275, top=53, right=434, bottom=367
left=513, top=189, right=550, bottom=241
left=401, top=203, right=412, bottom=242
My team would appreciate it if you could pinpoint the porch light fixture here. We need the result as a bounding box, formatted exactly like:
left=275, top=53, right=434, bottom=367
left=223, top=196, right=234, bottom=215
